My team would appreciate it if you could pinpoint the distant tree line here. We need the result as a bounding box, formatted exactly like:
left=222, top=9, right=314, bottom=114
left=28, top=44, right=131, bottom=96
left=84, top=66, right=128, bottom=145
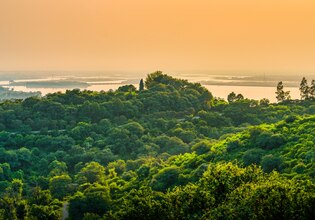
left=275, top=77, right=315, bottom=102
left=224, top=77, right=315, bottom=105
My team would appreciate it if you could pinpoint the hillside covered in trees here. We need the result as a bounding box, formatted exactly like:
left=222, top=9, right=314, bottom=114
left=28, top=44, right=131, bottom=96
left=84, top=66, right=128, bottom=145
left=0, top=72, right=314, bottom=219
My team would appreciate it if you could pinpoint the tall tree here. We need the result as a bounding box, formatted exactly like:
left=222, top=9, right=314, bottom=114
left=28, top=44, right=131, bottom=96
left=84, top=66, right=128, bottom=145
left=139, top=79, right=144, bottom=92
left=275, top=81, right=291, bottom=102
left=309, top=80, right=315, bottom=99
left=299, top=77, right=309, bottom=100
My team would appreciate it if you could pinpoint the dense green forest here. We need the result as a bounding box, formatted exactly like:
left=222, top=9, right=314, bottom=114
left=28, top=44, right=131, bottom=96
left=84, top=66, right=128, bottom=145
left=0, top=72, right=314, bottom=219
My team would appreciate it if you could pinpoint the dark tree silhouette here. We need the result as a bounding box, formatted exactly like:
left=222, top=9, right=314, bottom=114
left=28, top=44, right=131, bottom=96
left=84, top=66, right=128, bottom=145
left=139, top=79, right=144, bottom=92
left=275, top=81, right=290, bottom=102
left=299, top=77, right=309, bottom=100
left=310, top=80, right=315, bottom=99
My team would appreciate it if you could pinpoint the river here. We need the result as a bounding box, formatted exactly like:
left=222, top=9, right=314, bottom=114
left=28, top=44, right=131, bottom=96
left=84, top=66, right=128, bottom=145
left=0, top=72, right=305, bottom=102
left=2, top=83, right=300, bottom=102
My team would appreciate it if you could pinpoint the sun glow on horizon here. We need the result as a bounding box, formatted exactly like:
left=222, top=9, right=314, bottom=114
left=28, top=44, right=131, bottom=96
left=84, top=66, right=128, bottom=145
left=0, top=0, right=315, bottom=73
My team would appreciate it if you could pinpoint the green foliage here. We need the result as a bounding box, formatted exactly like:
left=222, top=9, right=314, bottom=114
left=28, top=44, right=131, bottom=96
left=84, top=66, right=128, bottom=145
left=49, top=174, right=72, bottom=199
left=261, top=154, right=283, bottom=173
left=68, top=183, right=111, bottom=220
left=255, top=131, right=285, bottom=150
left=0, top=73, right=314, bottom=219
left=191, top=140, right=212, bottom=155
left=117, top=85, right=137, bottom=93
left=151, top=166, right=181, bottom=191
left=154, top=135, right=189, bottom=155
left=205, top=173, right=315, bottom=220
left=76, top=162, right=106, bottom=184
left=242, top=148, right=265, bottom=166
left=259, top=98, right=270, bottom=106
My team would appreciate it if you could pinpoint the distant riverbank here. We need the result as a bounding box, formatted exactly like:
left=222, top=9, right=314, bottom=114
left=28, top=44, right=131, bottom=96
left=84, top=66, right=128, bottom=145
left=0, top=71, right=308, bottom=102
left=1, top=83, right=300, bottom=103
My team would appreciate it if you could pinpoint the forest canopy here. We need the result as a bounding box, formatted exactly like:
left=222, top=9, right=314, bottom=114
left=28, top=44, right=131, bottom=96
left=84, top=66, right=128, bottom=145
left=0, top=72, right=314, bottom=219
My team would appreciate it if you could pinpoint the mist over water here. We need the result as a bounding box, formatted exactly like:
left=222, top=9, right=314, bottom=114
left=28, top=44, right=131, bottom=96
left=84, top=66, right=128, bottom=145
left=0, top=71, right=312, bottom=102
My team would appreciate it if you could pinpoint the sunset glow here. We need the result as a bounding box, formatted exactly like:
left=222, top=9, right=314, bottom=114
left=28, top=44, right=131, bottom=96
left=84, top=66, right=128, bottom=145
left=0, top=0, right=315, bottom=73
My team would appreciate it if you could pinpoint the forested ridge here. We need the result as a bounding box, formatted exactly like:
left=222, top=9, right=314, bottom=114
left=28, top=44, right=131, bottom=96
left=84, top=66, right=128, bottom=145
left=0, top=72, right=314, bottom=219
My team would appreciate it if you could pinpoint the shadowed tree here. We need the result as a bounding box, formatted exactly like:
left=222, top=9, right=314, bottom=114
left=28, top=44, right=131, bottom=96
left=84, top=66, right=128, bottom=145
left=275, top=81, right=291, bottom=102
left=299, top=77, right=309, bottom=100
left=117, top=85, right=137, bottom=93
left=310, top=79, right=315, bottom=99
left=228, top=92, right=244, bottom=102
left=75, top=162, right=105, bottom=184
left=139, top=79, right=144, bottom=92
left=227, top=92, right=236, bottom=103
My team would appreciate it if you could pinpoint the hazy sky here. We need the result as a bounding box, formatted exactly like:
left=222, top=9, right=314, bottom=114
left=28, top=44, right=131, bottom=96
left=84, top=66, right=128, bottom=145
left=0, top=0, right=315, bottom=73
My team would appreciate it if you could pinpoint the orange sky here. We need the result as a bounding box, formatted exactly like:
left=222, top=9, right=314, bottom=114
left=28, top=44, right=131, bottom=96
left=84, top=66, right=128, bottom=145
left=0, top=0, right=315, bottom=73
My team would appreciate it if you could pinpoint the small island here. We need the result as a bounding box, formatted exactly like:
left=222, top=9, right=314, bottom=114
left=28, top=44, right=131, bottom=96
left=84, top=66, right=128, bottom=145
left=10, top=80, right=89, bottom=88
left=0, top=86, right=41, bottom=101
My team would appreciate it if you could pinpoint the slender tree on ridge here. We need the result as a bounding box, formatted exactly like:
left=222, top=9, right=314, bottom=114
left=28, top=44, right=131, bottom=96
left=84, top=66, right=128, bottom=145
left=309, top=80, right=315, bottom=99
left=139, top=79, right=144, bottom=92
left=299, top=77, right=309, bottom=100
left=275, top=81, right=291, bottom=102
